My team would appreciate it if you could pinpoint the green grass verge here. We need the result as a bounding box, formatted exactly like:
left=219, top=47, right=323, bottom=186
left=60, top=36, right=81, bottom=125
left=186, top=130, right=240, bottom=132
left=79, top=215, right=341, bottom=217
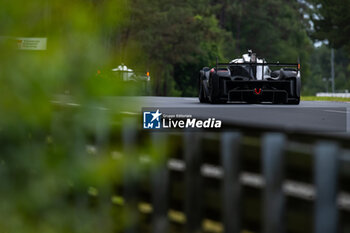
left=301, top=96, right=350, bottom=102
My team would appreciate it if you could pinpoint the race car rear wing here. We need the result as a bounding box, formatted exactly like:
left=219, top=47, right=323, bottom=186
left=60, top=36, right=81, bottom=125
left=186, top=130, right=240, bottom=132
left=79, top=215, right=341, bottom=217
left=217, top=62, right=300, bottom=69
left=216, top=61, right=300, bottom=80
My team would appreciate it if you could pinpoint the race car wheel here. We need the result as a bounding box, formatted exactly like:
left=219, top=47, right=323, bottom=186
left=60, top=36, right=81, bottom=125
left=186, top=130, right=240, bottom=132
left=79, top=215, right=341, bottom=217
left=287, top=97, right=300, bottom=105
left=199, top=78, right=209, bottom=103
left=208, top=73, right=222, bottom=104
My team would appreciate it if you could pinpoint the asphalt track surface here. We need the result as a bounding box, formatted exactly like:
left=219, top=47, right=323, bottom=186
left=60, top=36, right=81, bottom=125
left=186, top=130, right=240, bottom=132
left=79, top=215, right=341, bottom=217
left=53, top=96, right=350, bottom=133
left=114, top=97, right=350, bottom=133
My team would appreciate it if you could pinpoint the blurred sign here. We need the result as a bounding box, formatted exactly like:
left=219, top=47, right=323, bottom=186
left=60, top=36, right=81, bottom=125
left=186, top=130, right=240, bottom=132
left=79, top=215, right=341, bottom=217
left=16, top=37, right=47, bottom=50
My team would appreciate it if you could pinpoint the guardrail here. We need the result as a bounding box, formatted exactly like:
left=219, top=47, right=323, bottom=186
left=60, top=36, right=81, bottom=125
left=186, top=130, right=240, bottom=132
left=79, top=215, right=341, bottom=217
left=52, top=100, right=350, bottom=233
left=115, top=118, right=350, bottom=233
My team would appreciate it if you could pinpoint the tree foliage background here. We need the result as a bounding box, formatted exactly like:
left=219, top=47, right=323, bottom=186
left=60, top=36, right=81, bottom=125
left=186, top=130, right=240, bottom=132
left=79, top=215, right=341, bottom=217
left=306, top=0, right=350, bottom=94
left=120, top=0, right=314, bottom=96
left=115, top=0, right=350, bottom=96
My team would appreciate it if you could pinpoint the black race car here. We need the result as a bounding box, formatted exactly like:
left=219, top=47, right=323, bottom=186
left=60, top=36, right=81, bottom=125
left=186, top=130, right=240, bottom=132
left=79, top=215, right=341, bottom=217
left=199, top=50, right=301, bottom=104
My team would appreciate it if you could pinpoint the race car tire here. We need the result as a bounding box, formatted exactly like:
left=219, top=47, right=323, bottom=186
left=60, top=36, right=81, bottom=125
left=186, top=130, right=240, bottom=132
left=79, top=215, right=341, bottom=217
left=287, top=97, right=300, bottom=105
left=199, top=77, right=209, bottom=103
left=208, top=73, right=224, bottom=104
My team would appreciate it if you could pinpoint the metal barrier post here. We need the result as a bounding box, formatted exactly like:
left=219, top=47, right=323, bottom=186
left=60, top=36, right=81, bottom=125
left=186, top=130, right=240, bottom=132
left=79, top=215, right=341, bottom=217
left=262, top=133, right=286, bottom=233
left=151, top=133, right=169, bottom=233
left=221, top=132, right=242, bottom=233
left=314, top=142, right=339, bottom=233
left=184, top=132, right=203, bottom=233
left=122, top=118, right=138, bottom=233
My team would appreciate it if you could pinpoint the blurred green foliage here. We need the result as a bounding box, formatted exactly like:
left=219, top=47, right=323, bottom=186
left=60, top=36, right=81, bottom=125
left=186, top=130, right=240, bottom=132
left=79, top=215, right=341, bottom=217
left=0, top=0, right=142, bottom=232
